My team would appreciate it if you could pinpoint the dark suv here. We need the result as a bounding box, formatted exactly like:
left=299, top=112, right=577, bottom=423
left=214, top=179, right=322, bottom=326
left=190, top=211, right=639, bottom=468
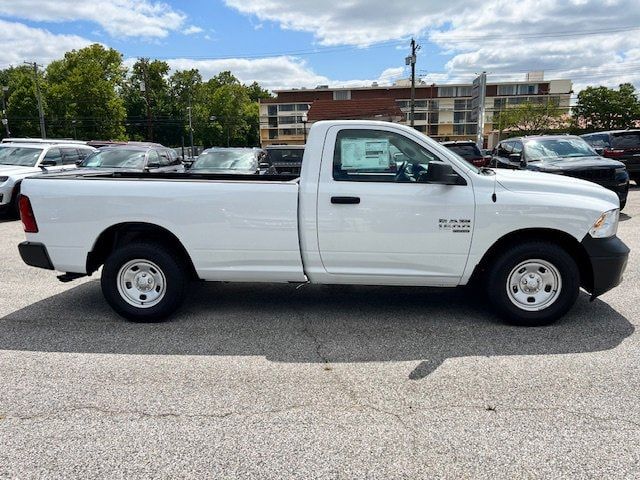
left=581, top=130, right=640, bottom=184
left=441, top=140, right=490, bottom=167
left=492, top=135, right=629, bottom=209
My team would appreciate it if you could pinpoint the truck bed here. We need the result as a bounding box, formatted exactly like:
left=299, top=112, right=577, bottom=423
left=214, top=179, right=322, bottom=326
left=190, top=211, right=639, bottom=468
left=21, top=172, right=307, bottom=282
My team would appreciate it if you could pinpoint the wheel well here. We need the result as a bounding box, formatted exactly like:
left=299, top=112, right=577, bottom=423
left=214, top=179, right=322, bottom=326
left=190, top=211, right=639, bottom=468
left=86, top=222, right=198, bottom=279
left=470, top=228, right=593, bottom=292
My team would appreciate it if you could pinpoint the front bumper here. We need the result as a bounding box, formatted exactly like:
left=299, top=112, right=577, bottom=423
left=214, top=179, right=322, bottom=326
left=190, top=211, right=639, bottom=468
left=18, top=241, right=54, bottom=270
left=581, top=235, right=629, bottom=298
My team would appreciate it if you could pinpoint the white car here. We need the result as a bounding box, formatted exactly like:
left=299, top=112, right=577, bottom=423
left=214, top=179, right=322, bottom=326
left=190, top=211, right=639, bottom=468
left=17, top=120, right=629, bottom=326
left=0, top=140, right=96, bottom=216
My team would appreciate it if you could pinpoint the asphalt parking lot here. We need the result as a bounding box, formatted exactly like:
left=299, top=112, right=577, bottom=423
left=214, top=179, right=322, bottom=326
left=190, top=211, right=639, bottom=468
left=1, top=188, right=639, bottom=479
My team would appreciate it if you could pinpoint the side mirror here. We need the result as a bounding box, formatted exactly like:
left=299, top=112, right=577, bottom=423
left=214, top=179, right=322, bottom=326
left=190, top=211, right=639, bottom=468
left=418, top=161, right=465, bottom=185
left=594, top=147, right=604, bottom=155
left=75, top=159, right=84, bottom=166
left=508, top=153, right=526, bottom=168
left=40, top=159, right=57, bottom=167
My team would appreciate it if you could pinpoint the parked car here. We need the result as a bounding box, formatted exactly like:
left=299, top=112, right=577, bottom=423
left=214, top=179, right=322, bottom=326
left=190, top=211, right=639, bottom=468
left=581, top=130, right=640, bottom=184
left=264, top=145, right=305, bottom=175
left=441, top=140, right=490, bottom=167
left=18, top=120, right=628, bottom=327
left=0, top=141, right=96, bottom=216
left=491, top=135, right=629, bottom=209
left=188, top=147, right=270, bottom=175
left=79, top=145, right=183, bottom=173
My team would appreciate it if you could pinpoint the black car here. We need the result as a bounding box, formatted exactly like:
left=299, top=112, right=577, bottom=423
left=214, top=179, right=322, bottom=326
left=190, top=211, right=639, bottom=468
left=80, top=144, right=183, bottom=172
left=441, top=140, right=490, bottom=167
left=492, top=135, right=629, bottom=209
left=581, top=130, right=640, bottom=184
left=264, top=145, right=305, bottom=175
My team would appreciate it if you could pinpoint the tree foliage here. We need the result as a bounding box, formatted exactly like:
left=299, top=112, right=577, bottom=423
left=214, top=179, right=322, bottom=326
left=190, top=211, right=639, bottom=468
left=494, top=100, right=566, bottom=136
left=0, top=44, right=272, bottom=147
left=572, top=83, right=640, bottom=131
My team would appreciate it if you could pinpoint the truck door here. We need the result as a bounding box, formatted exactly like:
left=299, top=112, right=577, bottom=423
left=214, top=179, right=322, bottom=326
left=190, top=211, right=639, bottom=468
left=316, top=126, right=475, bottom=286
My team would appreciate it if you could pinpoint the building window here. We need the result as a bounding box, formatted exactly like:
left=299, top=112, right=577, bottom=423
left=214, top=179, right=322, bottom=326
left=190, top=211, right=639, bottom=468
left=268, top=117, right=278, bottom=127
left=396, top=100, right=409, bottom=109
left=454, top=99, right=472, bottom=110
left=333, top=90, right=351, bottom=100
left=414, top=100, right=427, bottom=109
left=268, top=105, right=277, bottom=116
left=438, top=86, right=455, bottom=97
left=269, top=130, right=278, bottom=139
left=453, top=111, right=466, bottom=124
left=296, top=104, right=309, bottom=111
left=428, top=125, right=438, bottom=136
left=497, top=84, right=517, bottom=96
left=279, top=115, right=302, bottom=125
left=280, top=128, right=304, bottom=136
left=457, top=86, right=472, bottom=97
left=278, top=104, right=296, bottom=112
left=412, top=113, right=427, bottom=121
left=428, top=100, right=439, bottom=111
left=517, top=84, right=538, bottom=95
left=428, top=112, right=439, bottom=124
left=494, top=98, right=506, bottom=110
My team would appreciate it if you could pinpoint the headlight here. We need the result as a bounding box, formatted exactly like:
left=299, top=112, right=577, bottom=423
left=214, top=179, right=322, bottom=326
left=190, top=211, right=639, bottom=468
left=589, top=209, right=619, bottom=238
left=0, top=176, right=8, bottom=183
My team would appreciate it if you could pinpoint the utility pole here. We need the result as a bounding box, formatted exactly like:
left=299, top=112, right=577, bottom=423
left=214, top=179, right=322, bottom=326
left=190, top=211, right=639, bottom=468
left=405, top=39, right=420, bottom=128
left=1, top=85, right=10, bottom=137
left=140, top=59, right=153, bottom=141
left=24, top=61, right=46, bottom=138
left=187, top=95, right=194, bottom=158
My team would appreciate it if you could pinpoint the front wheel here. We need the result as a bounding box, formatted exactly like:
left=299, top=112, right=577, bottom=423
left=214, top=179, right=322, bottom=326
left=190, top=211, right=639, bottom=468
left=101, top=242, right=188, bottom=322
left=486, top=242, right=580, bottom=326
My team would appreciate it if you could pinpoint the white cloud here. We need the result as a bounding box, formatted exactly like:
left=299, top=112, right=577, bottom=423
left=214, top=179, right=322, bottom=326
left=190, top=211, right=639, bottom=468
left=224, top=0, right=640, bottom=91
left=129, top=56, right=405, bottom=91
left=0, top=0, right=186, bottom=38
left=183, top=25, right=203, bottom=35
left=0, top=19, right=94, bottom=68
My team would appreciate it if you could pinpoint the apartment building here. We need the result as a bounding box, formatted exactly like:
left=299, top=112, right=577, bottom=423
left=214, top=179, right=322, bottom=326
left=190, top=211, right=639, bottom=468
left=258, top=75, right=572, bottom=146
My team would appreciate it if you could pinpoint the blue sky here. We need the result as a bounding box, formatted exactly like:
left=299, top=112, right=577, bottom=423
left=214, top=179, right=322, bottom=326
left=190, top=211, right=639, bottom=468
left=1, top=0, right=639, bottom=92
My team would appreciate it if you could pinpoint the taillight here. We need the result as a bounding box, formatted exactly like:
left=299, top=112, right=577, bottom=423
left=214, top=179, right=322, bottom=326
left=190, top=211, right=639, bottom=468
left=603, top=148, right=625, bottom=158
left=18, top=195, right=38, bottom=233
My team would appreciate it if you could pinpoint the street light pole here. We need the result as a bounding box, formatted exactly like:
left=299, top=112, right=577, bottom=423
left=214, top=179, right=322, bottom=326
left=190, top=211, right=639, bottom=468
left=1, top=86, right=10, bottom=137
left=405, top=39, right=420, bottom=128
left=187, top=95, right=194, bottom=158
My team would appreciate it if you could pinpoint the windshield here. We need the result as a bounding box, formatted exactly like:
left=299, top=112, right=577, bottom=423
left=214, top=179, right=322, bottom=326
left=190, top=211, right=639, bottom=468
left=445, top=144, right=482, bottom=160
left=611, top=132, right=640, bottom=149
left=0, top=146, right=43, bottom=167
left=524, top=138, right=597, bottom=161
left=81, top=149, right=147, bottom=169
left=192, top=150, right=257, bottom=171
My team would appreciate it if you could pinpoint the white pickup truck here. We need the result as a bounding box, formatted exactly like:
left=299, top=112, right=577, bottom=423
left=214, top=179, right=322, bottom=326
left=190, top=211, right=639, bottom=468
left=17, top=121, right=629, bottom=326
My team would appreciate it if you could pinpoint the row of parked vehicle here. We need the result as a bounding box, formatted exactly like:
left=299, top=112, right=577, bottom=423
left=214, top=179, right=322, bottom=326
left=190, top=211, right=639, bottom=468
left=441, top=129, right=640, bottom=210
left=0, top=138, right=306, bottom=216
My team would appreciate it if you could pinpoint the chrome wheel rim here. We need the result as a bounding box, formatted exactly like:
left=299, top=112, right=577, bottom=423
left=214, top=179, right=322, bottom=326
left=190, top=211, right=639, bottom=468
left=117, top=259, right=166, bottom=308
left=506, top=259, right=562, bottom=312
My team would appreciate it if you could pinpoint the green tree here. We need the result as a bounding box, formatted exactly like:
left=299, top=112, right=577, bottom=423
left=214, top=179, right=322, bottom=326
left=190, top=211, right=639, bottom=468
left=45, top=43, right=126, bottom=140
left=0, top=66, right=44, bottom=139
left=495, top=100, right=566, bottom=137
left=573, top=83, right=640, bottom=131
left=122, top=58, right=179, bottom=144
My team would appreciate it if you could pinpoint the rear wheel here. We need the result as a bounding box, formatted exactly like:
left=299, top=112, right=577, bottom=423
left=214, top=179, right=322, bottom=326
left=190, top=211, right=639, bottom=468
left=486, top=242, right=580, bottom=326
left=101, top=242, right=188, bottom=322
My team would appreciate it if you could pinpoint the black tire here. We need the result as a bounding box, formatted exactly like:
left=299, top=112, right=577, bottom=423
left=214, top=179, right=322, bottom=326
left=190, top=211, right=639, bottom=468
left=101, top=242, right=188, bottom=322
left=486, top=241, right=580, bottom=327
left=9, top=184, right=21, bottom=219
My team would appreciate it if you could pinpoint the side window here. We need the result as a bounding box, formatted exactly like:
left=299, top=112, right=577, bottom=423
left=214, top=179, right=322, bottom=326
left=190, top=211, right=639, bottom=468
left=43, top=148, right=62, bottom=165
left=77, top=148, right=90, bottom=160
left=167, top=149, right=178, bottom=164
left=61, top=148, right=80, bottom=165
left=496, top=142, right=511, bottom=157
left=147, top=150, right=160, bottom=167
left=511, top=140, right=523, bottom=154
left=158, top=149, right=171, bottom=166
left=333, top=129, right=441, bottom=183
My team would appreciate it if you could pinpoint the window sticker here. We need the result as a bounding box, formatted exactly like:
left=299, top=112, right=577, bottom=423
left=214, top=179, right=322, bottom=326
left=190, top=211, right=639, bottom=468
left=341, top=138, right=391, bottom=170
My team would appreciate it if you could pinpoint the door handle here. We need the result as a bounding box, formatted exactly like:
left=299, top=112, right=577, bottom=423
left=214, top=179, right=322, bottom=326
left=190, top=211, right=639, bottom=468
left=331, top=196, right=360, bottom=204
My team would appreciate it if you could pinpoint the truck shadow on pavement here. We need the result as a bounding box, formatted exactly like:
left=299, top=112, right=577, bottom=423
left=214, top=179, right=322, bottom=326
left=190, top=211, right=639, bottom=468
left=0, top=281, right=634, bottom=380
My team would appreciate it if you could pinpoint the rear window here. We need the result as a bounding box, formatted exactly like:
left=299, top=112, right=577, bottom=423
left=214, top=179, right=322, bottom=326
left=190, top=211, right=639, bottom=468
left=611, top=132, right=640, bottom=148
left=266, top=148, right=304, bottom=163
left=445, top=144, right=482, bottom=159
